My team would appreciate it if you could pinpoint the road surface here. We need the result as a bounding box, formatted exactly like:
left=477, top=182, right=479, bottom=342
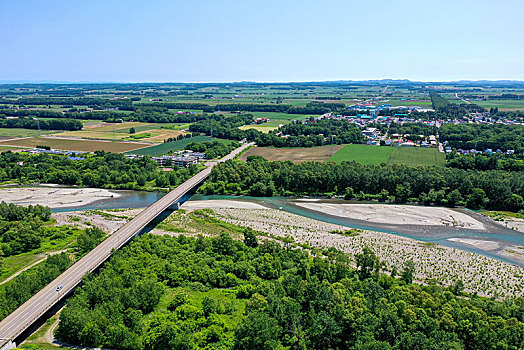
left=0, top=142, right=253, bottom=348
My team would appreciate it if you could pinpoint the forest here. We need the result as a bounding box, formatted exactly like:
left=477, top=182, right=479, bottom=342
left=189, top=115, right=363, bottom=147
left=56, top=232, right=524, bottom=350
left=0, top=202, right=51, bottom=256
left=278, top=119, right=364, bottom=145
left=0, top=151, right=200, bottom=190
left=447, top=153, right=524, bottom=172
left=0, top=253, right=71, bottom=321
left=201, top=158, right=524, bottom=212
left=439, top=124, right=524, bottom=152
left=0, top=202, right=106, bottom=320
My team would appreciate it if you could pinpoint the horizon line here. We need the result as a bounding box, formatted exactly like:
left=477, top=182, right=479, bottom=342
left=1, top=79, right=524, bottom=85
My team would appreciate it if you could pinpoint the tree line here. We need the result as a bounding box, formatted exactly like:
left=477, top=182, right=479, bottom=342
left=56, top=232, right=524, bottom=350
left=0, top=115, right=82, bottom=131
left=185, top=140, right=241, bottom=159
left=201, top=157, right=524, bottom=212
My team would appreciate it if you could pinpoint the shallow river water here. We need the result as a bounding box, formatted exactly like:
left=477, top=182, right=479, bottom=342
left=52, top=191, right=524, bottom=267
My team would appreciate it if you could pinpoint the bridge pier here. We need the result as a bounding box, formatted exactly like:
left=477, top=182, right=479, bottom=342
left=167, top=202, right=180, bottom=210
left=0, top=340, right=16, bottom=350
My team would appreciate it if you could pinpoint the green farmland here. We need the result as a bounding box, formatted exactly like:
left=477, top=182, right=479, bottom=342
left=328, top=144, right=393, bottom=165
left=330, top=144, right=445, bottom=167
left=125, top=135, right=213, bottom=156
left=388, top=147, right=446, bottom=167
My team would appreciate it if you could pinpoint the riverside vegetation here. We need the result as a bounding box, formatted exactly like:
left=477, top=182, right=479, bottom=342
left=0, top=151, right=200, bottom=190
left=0, top=203, right=106, bottom=320
left=200, top=157, right=524, bottom=212
left=55, top=232, right=524, bottom=350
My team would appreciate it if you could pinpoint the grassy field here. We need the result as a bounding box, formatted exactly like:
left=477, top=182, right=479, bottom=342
left=239, top=125, right=278, bottom=133
left=0, top=137, right=150, bottom=153
left=473, top=99, right=524, bottom=111
left=330, top=144, right=445, bottom=167
left=239, top=145, right=344, bottom=163
left=388, top=147, right=446, bottom=167
left=0, top=128, right=57, bottom=138
left=56, top=127, right=186, bottom=143
left=329, top=144, right=393, bottom=165
left=125, top=135, right=213, bottom=156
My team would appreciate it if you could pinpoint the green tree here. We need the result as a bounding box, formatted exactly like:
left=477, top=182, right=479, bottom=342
left=446, top=189, right=463, bottom=207
left=401, top=260, right=415, bottom=284
left=234, top=312, right=282, bottom=350
left=243, top=228, right=258, bottom=248
left=355, top=246, right=379, bottom=279
left=466, top=188, right=488, bottom=209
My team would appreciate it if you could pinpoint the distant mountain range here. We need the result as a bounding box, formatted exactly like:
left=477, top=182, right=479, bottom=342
left=0, top=79, right=523, bottom=86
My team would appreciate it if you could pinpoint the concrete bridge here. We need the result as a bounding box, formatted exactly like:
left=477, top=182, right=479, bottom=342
left=0, top=142, right=253, bottom=349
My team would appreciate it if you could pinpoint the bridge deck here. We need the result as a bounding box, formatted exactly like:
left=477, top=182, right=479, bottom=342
left=0, top=142, right=253, bottom=347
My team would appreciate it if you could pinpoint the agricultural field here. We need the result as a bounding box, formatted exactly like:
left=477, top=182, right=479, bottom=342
left=0, top=146, right=20, bottom=152
left=238, top=125, right=278, bottom=133
left=0, top=137, right=150, bottom=153
left=385, top=99, right=432, bottom=107
left=388, top=147, right=446, bottom=167
left=330, top=144, right=446, bottom=167
left=0, top=128, right=57, bottom=138
left=473, top=99, right=524, bottom=111
left=55, top=121, right=187, bottom=143
left=239, top=145, right=344, bottom=163
left=125, top=135, right=214, bottom=156
left=328, top=144, right=393, bottom=165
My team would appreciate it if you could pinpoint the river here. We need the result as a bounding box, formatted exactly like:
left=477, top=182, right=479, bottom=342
left=51, top=191, right=524, bottom=268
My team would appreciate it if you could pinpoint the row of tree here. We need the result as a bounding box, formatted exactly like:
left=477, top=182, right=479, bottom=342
left=201, top=157, right=524, bottom=212
left=0, top=115, right=83, bottom=131
left=185, top=140, right=241, bottom=159
left=0, top=151, right=200, bottom=190
left=447, top=153, right=524, bottom=172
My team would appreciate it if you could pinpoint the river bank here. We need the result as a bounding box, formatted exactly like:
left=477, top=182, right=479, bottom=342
left=176, top=200, right=523, bottom=298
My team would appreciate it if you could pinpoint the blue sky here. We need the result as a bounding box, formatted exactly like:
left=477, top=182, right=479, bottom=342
left=0, top=0, right=522, bottom=82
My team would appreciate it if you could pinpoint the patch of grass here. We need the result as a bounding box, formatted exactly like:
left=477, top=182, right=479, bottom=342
left=483, top=211, right=524, bottom=220
left=388, top=147, right=445, bottom=167
left=124, top=132, right=155, bottom=140
left=0, top=254, right=43, bottom=283
left=329, top=144, right=393, bottom=165
left=0, top=128, right=57, bottom=138
left=329, top=228, right=362, bottom=237
left=20, top=343, right=63, bottom=350
left=26, top=315, right=59, bottom=341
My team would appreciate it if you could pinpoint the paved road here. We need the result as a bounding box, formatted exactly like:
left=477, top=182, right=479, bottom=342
left=0, top=142, right=253, bottom=348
